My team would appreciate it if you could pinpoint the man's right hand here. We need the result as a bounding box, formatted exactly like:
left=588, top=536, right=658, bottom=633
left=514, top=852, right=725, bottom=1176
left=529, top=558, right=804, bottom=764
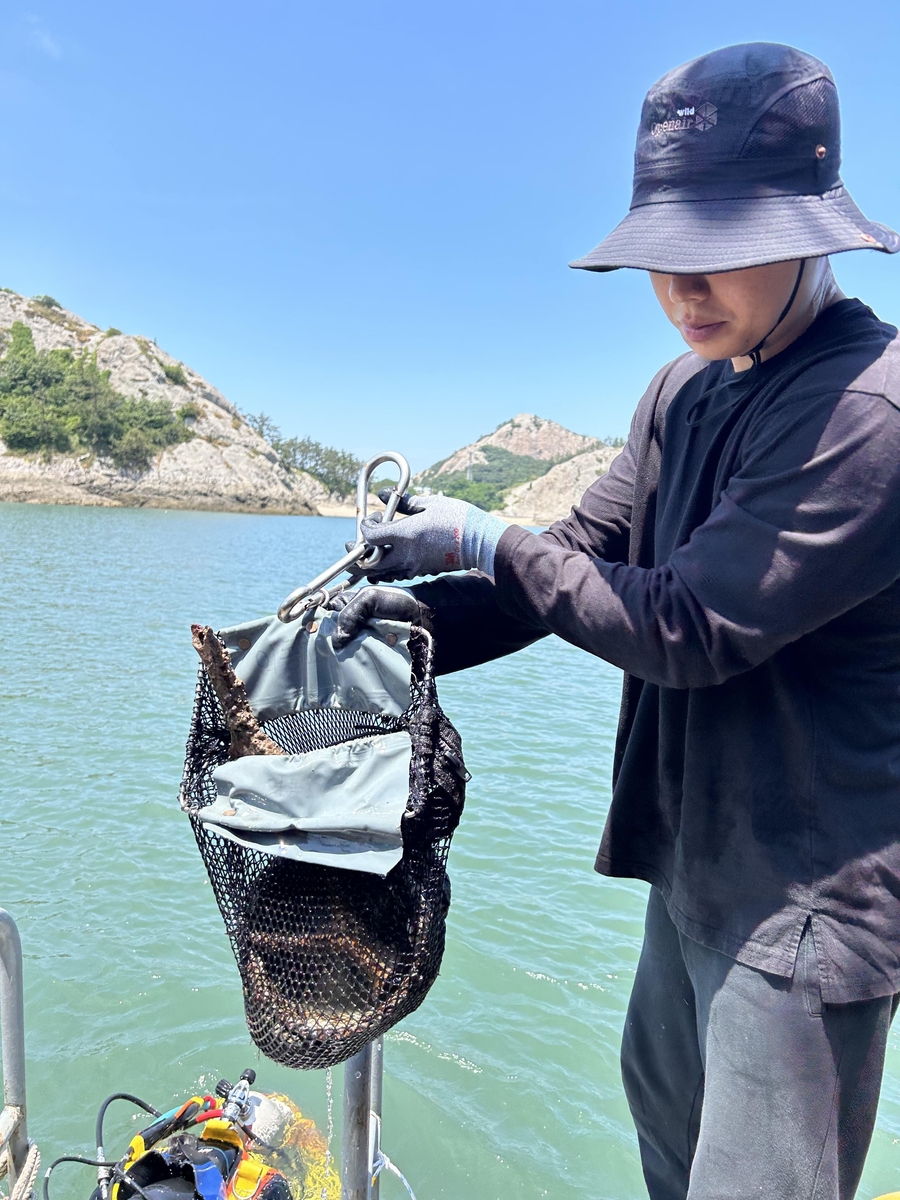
left=332, top=586, right=434, bottom=650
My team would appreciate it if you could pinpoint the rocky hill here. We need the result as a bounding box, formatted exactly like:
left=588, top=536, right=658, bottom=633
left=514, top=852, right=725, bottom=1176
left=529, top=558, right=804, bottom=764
left=414, top=412, right=617, bottom=523
left=0, top=289, right=320, bottom=513
left=419, top=413, right=600, bottom=480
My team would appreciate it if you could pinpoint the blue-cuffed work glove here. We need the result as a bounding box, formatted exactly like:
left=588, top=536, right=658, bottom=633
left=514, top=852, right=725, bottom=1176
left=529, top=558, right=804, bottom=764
left=360, top=492, right=507, bottom=582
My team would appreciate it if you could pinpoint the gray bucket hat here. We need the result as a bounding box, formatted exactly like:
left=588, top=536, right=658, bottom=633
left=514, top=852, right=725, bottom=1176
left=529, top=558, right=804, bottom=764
left=571, top=42, right=900, bottom=274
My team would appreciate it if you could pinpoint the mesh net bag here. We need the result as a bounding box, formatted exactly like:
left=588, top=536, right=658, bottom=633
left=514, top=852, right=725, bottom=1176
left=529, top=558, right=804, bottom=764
left=180, top=612, right=467, bottom=1069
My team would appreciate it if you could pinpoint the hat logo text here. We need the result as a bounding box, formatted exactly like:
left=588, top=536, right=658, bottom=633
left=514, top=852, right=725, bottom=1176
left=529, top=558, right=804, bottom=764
left=652, top=101, right=718, bottom=137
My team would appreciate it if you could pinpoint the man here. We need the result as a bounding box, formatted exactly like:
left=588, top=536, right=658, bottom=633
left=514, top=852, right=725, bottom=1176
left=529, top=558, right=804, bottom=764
left=335, top=43, right=900, bottom=1199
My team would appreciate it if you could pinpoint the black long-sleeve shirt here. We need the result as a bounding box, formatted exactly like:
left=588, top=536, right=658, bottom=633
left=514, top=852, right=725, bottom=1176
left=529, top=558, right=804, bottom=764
left=413, top=299, right=900, bottom=1003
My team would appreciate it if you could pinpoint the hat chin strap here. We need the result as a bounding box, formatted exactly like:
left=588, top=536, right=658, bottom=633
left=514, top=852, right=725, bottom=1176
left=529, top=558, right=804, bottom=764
left=747, top=259, right=806, bottom=367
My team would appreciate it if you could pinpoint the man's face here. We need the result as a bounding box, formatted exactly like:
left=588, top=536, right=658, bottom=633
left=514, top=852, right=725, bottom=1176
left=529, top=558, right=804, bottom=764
left=649, top=260, right=807, bottom=363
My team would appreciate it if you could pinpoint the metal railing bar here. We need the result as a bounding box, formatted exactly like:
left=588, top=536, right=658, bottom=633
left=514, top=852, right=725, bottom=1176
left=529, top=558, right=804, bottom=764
left=342, top=1042, right=375, bottom=1200
left=0, top=909, right=28, bottom=1190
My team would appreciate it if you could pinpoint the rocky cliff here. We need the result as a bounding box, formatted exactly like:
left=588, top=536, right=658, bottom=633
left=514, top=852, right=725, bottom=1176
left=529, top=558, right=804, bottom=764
left=0, top=290, right=320, bottom=514
left=498, top=444, right=622, bottom=525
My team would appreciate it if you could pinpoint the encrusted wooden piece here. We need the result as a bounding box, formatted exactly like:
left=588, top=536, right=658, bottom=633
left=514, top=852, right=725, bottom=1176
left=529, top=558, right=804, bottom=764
left=191, top=623, right=285, bottom=759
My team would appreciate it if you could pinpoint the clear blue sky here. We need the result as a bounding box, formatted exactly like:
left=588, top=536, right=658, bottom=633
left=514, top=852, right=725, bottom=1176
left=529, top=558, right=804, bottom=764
left=1, top=0, right=898, bottom=469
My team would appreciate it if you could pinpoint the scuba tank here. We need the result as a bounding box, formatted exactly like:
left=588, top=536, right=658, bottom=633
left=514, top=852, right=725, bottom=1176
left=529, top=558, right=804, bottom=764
left=42, top=1070, right=340, bottom=1200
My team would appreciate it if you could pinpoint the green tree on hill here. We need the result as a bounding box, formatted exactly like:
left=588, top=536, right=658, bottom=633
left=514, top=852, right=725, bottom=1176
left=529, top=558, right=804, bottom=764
left=0, top=322, right=195, bottom=470
left=423, top=444, right=557, bottom=510
left=245, top=412, right=363, bottom=496
left=435, top=478, right=506, bottom=510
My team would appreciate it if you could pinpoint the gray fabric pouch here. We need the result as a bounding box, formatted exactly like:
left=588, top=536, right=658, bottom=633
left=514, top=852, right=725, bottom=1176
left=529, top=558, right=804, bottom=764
left=196, top=608, right=413, bottom=876
left=219, top=607, right=412, bottom=719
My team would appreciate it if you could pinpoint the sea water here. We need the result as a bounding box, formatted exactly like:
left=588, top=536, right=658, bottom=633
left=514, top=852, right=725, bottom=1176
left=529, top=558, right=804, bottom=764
left=2, top=502, right=900, bottom=1200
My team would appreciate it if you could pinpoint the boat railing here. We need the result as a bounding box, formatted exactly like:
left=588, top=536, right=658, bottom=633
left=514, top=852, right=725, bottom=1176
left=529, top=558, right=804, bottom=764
left=0, top=908, right=29, bottom=1194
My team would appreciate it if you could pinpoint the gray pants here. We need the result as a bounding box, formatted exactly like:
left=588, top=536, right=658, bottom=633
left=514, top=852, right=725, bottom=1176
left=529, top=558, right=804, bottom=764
left=622, top=889, right=897, bottom=1200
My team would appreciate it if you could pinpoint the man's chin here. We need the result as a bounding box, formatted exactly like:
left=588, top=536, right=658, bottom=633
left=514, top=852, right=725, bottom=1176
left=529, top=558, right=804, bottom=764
left=680, top=335, right=735, bottom=362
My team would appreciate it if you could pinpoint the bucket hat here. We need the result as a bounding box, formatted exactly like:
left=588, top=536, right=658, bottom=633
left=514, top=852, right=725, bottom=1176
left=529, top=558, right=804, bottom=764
left=571, top=42, right=900, bottom=274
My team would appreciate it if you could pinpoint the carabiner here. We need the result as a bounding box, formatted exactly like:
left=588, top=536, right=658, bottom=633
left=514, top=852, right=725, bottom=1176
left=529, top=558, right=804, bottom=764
left=277, top=451, right=411, bottom=623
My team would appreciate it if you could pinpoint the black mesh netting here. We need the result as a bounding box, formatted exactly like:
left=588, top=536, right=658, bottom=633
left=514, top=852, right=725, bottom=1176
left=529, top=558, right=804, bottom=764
left=741, top=78, right=838, bottom=159
left=179, top=626, right=467, bottom=1069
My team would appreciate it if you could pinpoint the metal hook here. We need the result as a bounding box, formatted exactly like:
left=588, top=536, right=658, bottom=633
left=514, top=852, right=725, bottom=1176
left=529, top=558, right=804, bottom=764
left=277, top=451, right=411, bottom=623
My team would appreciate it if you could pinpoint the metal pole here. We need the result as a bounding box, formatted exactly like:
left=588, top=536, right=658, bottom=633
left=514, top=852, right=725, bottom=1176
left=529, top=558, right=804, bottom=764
left=369, top=1038, right=383, bottom=1200
left=342, top=1038, right=385, bottom=1200
left=342, top=1043, right=375, bottom=1200
left=0, top=908, right=28, bottom=1190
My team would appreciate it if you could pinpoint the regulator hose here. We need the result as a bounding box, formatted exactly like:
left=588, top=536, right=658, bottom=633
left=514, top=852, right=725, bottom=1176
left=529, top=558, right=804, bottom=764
left=95, top=1092, right=161, bottom=1157
left=42, top=1155, right=154, bottom=1200
left=91, top=1093, right=161, bottom=1200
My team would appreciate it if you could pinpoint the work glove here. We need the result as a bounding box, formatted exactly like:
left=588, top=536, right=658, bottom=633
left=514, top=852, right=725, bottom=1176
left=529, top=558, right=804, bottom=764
left=332, top=586, right=434, bottom=650
left=358, top=491, right=507, bottom=583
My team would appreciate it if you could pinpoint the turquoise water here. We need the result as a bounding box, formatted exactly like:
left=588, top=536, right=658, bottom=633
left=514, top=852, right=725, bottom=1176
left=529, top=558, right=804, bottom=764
left=3, top=501, right=900, bottom=1200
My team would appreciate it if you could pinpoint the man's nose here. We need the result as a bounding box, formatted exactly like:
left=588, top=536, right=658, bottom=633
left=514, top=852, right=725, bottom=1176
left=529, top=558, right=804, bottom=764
left=668, top=274, right=709, bottom=303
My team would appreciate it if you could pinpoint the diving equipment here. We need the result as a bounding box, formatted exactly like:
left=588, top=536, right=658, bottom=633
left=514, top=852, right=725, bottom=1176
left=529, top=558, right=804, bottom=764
left=42, top=1070, right=340, bottom=1200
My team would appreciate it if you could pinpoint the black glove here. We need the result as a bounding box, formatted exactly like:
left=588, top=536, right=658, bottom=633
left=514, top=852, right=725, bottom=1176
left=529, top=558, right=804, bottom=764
left=332, top=586, right=434, bottom=650
left=377, top=487, right=416, bottom=512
